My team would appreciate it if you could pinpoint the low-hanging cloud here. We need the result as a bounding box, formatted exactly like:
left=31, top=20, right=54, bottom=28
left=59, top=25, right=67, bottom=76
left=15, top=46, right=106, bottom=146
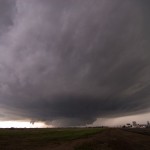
left=0, top=0, right=150, bottom=126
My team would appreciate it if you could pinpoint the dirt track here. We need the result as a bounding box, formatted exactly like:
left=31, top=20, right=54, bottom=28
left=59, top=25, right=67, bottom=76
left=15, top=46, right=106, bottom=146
left=41, top=128, right=150, bottom=150
left=1, top=128, right=150, bottom=150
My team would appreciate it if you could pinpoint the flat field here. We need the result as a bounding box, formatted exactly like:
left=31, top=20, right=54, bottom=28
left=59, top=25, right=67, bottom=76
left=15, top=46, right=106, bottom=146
left=0, top=127, right=150, bottom=150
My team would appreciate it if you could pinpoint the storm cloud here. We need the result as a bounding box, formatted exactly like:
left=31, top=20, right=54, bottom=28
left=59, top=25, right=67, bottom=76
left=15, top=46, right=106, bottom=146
left=0, top=0, right=150, bottom=126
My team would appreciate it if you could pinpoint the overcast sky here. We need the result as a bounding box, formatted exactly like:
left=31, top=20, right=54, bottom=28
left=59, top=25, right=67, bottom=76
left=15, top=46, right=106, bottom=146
left=0, top=0, right=150, bottom=127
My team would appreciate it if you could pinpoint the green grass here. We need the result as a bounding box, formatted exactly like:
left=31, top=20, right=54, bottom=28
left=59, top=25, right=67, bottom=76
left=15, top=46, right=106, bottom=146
left=0, top=128, right=104, bottom=150
left=74, top=142, right=111, bottom=150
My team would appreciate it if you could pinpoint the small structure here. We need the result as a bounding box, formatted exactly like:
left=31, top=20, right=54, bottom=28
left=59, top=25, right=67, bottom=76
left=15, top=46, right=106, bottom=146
left=132, top=121, right=137, bottom=128
left=147, top=121, right=150, bottom=128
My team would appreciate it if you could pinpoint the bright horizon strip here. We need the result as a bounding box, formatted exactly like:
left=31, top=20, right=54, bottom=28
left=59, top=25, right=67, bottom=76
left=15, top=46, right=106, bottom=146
left=0, top=121, right=52, bottom=128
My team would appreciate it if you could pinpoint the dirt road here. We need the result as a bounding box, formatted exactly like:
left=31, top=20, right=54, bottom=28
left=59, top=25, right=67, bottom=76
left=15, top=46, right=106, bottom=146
left=42, top=128, right=150, bottom=150
left=1, top=128, right=150, bottom=150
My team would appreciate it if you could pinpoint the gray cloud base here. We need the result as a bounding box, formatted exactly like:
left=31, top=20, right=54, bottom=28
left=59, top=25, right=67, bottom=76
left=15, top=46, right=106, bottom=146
left=0, top=0, right=150, bottom=126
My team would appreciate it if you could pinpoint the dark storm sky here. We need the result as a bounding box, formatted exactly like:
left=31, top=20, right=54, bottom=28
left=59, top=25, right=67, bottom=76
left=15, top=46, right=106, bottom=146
left=0, top=0, right=150, bottom=126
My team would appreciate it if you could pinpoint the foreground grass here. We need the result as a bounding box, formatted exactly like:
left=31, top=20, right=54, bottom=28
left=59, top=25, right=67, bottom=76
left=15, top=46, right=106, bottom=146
left=0, top=127, right=104, bottom=150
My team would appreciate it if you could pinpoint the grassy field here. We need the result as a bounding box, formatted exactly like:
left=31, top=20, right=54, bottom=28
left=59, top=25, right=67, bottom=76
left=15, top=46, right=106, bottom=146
left=1, top=128, right=150, bottom=150
left=0, top=127, right=104, bottom=150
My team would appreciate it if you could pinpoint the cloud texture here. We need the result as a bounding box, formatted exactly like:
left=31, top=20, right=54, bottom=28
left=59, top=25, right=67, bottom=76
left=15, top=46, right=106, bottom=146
left=0, top=0, right=150, bottom=126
